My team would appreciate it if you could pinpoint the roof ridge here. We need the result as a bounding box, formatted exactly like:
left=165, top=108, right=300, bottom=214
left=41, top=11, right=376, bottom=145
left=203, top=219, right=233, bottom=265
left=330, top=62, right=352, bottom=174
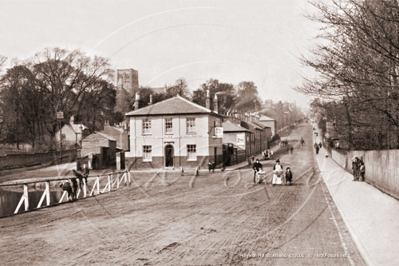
left=176, top=95, right=212, bottom=112
left=95, top=131, right=117, bottom=141
left=125, top=96, right=180, bottom=116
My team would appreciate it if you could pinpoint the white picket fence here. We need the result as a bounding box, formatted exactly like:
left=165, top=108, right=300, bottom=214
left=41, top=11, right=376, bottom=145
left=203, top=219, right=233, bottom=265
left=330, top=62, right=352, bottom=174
left=0, top=170, right=132, bottom=215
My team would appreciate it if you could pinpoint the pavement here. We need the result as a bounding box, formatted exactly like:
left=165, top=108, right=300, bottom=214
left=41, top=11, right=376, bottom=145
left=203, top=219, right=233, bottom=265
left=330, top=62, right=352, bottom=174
left=314, top=131, right=399, bottom=266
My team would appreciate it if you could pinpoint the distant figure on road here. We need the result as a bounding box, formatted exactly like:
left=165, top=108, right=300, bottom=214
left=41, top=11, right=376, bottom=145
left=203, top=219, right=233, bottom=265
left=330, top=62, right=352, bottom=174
left=301, top=137, right=304, bottom=145
left=208, top=161, right=215, bottom=173
left=319, top=142, right=322, bottom=149
left=314, top=143, right=319, bottom=154
left=290, top=146, right=294, bottom=154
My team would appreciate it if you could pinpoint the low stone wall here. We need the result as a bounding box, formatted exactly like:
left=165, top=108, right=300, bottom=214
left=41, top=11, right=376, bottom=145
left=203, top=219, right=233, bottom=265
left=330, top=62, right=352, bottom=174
left=0, top=150, right=76, bottom=170
left=331, top=150, right=347, bottom=169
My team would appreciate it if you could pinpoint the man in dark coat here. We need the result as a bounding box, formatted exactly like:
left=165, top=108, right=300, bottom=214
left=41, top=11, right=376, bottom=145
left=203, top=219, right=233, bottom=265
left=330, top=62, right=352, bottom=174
left=352, top=157, right=360, bottom=181
left=285, top=167, right=293, bottom=185
left=252, top=159, right=263, bottom=183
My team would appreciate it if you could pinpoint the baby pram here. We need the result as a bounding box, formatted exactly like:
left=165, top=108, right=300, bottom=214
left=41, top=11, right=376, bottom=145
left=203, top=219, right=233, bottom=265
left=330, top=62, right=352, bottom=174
left=272, top=170, right=284, bottom=185
left=256, top=170, right=267, bottom=184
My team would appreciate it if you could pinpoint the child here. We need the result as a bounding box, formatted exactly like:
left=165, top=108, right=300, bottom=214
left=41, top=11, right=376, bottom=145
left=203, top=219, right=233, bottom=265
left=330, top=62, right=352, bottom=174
left=285, top=167, right=293, bottom=186
left=59, top=181, right=73, bottom=202
left=359, top=162, right=365, bottom=181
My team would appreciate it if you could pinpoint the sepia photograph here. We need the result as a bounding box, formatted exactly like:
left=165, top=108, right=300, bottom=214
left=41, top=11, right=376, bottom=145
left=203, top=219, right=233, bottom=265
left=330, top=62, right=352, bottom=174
left=0, top=0, right=398, bottom=265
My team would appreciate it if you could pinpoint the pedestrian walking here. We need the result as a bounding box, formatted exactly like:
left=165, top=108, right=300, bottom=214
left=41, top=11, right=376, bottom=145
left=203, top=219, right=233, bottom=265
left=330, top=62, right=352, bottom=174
left=352, top=157, right=360, bottom=181
left=319, top=142, right=322, bottom=149
left=252, top=159, right=263, bottom=183
left=290, top=146, right=294, bottom=154
left=285, top=167, right=293, bottom=185
left=315, top=145, right=319, bottom=154
left=208, top=161, right=214, bottom=173
left=272, top=159, right=284, bottom=186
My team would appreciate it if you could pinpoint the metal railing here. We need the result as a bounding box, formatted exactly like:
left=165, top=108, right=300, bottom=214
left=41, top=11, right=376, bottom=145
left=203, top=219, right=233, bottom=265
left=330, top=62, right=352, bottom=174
left=0, top=170, right=132, bottom=216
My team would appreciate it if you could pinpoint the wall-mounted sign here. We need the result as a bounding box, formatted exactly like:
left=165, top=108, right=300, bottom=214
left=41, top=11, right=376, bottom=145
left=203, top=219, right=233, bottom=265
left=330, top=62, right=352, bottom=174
left=215, top=127, right=223, bottom=138
left=57, top=112, right=64, bottom=119
left=237, top=133, right=245, bottom=145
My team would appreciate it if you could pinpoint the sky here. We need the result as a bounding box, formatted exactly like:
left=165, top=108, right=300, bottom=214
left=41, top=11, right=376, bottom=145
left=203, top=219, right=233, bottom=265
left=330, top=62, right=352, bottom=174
left=0, top=0, right=320, bottom=109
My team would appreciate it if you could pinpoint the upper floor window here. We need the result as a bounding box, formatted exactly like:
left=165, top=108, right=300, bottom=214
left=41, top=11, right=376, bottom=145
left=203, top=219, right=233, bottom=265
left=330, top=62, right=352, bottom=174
left=143, top=118, right=151, bottom=134
left=186, top=118, right=196, bottom=134
left=165, top=118, right=173, bottom=134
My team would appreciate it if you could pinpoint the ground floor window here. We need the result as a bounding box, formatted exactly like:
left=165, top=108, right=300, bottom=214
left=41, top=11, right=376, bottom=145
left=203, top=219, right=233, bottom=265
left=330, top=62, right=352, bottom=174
left=143, top=145, right=152, bottom=161
left=187, top=144, right=197, bottom=161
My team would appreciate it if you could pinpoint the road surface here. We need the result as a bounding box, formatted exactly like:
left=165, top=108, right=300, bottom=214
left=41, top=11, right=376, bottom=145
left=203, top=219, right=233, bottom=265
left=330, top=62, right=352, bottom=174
left=0, top=123, right=366, bottom=265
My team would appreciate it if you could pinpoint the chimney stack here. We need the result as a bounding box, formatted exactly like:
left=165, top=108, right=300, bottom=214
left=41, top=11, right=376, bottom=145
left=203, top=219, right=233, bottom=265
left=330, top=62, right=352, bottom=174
left=148, top=94, right=153, bottom=105
left=133, top=93, right=140, bottom=110
left=206, top=90, right=210, bottom=110
left=213, top=94, right=218, bottom=114
left=70, top=115, right=75, bottom=125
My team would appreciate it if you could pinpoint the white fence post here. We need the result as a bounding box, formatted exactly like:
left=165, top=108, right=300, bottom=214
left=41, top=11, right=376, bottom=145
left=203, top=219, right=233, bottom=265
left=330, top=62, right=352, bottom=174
left=96, top=176, right=100, bottom=195
left=83, top=180, right=87, bottom=198
left=37, top=181, right=51, bottom=208
left=14, top=184, right=29, bottom=214
left=108, top=174, right=111, bottom=192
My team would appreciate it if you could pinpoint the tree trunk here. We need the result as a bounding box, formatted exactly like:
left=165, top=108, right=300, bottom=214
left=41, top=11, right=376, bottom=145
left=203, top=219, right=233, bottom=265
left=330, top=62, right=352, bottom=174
left=343, top=101, right=353, bottom=150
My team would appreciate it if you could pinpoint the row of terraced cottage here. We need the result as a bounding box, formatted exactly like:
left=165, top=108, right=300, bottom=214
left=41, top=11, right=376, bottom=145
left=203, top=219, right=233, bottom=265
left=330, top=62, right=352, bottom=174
left=74, top=93, right=277, bottom=170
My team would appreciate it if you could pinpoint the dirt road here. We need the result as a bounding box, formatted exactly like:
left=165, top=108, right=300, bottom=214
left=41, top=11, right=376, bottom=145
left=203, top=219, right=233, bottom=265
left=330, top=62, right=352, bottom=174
left=0, top=124, right=366, bottom=265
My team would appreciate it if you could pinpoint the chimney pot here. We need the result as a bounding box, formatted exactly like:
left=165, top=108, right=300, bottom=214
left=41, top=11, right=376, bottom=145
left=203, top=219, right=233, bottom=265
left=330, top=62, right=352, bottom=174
left=206, top=90, right=211, bottom=110
left=213, top=94, right=218, bottom=114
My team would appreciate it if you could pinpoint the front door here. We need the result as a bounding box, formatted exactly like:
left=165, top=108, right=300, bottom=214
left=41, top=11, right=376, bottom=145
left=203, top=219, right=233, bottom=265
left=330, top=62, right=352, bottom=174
left=165, top=145, right=174, bottom=167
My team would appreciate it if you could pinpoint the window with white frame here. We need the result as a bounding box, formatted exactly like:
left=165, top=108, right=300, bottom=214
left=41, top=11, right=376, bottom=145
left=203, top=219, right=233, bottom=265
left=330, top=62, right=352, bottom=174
left=187, top=144, right=197, bottom=161
left=186, top=118, right=196, bottom=134
left=165, top=118, right=173, bottom=134
left=142, top=118, right=151, bottom=134
left=143, top=145, right=152, bottom=161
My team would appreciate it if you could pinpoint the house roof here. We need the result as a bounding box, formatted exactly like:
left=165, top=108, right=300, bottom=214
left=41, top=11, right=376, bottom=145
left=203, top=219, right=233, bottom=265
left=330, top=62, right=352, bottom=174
left=246, top=121, right=263, bottom=130
left=251, top=120, right=271, bottom=129
left=82, top=132, right=116, bottom=142
left=102, top=126, right=124, bottom=135
left=63, top=124, right=88, bottom=134
left=222, top=121, right=251, bottom=132
left=259, top=115, right=275, bottom=121
left=126, top=95, right=221, bottom=117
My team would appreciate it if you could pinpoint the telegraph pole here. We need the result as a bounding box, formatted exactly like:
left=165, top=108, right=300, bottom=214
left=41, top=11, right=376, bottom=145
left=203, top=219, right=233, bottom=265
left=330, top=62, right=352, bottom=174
left=57, top=111, right=64, bottom=162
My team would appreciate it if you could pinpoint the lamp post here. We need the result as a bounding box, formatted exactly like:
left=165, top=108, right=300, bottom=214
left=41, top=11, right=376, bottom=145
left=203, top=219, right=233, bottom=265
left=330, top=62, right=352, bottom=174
left=76, top=124, right=83, bottom=170
left=0, top=112, right=3, bottom=140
